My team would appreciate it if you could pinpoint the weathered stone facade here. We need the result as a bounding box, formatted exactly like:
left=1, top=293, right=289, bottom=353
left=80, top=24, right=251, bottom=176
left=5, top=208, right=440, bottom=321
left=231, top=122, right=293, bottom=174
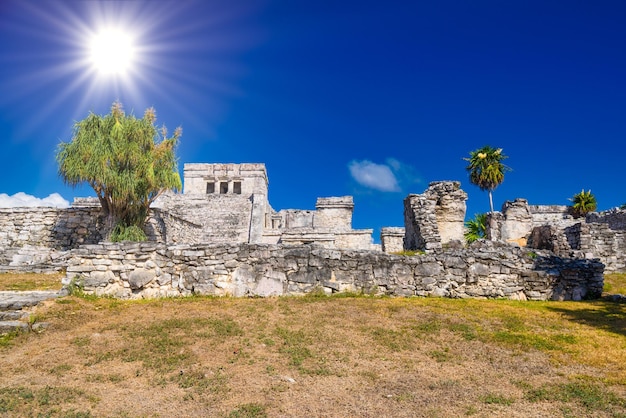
left=0, top=206, right=103, bottom=272
left=0, top=207, right=103, bottom=250
left=486, top=199, right=626, bottom=272
left=403, top=181, right=467, bottom=251
left=380, top=227, right=405, bottom=254
left=152, top=163, right=375, bottom=250
left=64, top=241, right=603, bottom=301
left=486, top=199, right=533, bottom=245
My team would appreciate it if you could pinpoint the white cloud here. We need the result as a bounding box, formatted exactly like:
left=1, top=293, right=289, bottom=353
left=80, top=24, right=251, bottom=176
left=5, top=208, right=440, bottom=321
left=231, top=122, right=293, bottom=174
left=0, top=192, right=70, bottom=208
left=348, top=160, right=400, bottom=192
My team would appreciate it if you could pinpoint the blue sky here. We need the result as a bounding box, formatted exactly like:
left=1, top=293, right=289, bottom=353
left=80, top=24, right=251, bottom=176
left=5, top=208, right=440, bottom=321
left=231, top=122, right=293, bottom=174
left=1, top=0, right=625, bottom=242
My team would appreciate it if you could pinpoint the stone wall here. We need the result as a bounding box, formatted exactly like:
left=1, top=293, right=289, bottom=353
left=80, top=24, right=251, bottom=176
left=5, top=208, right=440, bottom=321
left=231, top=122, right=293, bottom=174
left=404, top=181, right=467, bottom=251
left=529, top=205, right=575, bottom=226
left=0, top=207, right=103, bottom=250
left=151, top=193, right=253, bottom=244
left=525, top=208, right=626, bottom=272
left=487, top=199, right=533, bottom=244
left=183, top=163, right=268, bottom=196
left=587, top=209, right=626, bottom=230
left=64, top=241, right=604, bottom=301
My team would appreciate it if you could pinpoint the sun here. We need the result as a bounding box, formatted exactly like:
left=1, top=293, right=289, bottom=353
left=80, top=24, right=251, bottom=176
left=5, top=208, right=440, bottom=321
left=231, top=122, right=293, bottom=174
left=89, top=28, right=136, bottom=76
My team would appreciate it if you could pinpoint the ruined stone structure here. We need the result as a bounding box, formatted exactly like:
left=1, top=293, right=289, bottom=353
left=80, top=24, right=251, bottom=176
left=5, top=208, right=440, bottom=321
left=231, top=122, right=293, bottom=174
left=403, top=181, right=467, bottom=251
left=487, top=199, right=626, bottom=272
left=64, top=241, right=603, bottom=301
left=0, top=163, right=614, bottom=300
left=151, top=163, right=376, bottom=250
left=0, top=206, right=103, bottom=273
left=380, top=227, right=405, bottom=254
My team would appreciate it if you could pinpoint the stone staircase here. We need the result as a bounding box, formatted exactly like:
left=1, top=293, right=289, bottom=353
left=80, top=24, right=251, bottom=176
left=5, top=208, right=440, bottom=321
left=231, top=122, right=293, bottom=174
left=0, top=291, right=62, bottom=334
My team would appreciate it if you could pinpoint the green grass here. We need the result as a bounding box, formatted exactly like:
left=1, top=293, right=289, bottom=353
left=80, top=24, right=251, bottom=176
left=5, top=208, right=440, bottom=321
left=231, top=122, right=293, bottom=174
left=228, top=403, right=268, bottom=418
left=604, top=273, right=626, bottom=295
left=523, top=380, right=626, bottom=412
left=480, top=393, right=515, bottom=406
left=0, top=385, right=94, bottom=414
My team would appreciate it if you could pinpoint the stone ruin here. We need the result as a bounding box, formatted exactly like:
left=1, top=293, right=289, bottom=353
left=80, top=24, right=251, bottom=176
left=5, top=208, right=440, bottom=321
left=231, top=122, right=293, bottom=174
left=0, top=162, right=616, bottom=301
left=402, top=181, right=467, bottom=251
left=488, top=200, right=626, bottom=273
left=151, top=163, right=375, bottom=250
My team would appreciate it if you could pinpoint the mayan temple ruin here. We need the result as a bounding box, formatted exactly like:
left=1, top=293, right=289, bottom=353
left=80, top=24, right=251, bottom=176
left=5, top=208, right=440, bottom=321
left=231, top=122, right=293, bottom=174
left=0, top=162, right=623, bottom=301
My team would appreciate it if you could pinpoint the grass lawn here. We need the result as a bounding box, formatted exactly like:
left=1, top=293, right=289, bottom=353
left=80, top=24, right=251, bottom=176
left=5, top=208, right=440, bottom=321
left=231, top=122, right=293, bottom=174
left=0, top=273, right=624, bottom=417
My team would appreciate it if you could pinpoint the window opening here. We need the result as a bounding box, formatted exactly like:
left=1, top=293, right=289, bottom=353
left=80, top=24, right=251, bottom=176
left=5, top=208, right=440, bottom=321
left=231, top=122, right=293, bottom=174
left=220, top=182, right=229, bottom=194
left=206, top=182, right=215, bottom=194
left=233, top=182, right=242, bottom=194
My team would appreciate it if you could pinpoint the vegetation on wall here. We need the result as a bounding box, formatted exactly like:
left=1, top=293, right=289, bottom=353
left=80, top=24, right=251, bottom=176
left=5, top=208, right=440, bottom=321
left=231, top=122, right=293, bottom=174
left=464, top=213, right=487, bottom=244
left=569, top=189, right=597, bottom=219
left=464, top=146, right=511, bottom=213
left=56, top=101, right=182, bottom=241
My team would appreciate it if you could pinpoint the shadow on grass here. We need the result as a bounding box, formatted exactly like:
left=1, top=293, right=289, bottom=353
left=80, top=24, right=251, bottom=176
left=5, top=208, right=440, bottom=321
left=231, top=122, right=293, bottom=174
left=546, top=299, right=626, bottom=337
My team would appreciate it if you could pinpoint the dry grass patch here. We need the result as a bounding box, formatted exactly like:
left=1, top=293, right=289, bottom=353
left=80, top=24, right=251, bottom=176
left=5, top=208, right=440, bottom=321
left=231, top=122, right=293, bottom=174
left=0, top=273, right=625, bottom=416
left=0, top=292, right=624, bottom=417
left=0, top=272, right=64, bottom=291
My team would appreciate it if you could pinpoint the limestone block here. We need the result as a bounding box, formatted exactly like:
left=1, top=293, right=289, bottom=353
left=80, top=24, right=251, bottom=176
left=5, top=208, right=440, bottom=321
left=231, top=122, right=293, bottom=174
left=500, top=199, right=533, bottom=243
left=84, top=271, right=115, bottom=288
left=255, top=271, right=285, bottom=297
left=415, top=262, right=442, bottom=277
left=128, top=268, right=155, bottom=290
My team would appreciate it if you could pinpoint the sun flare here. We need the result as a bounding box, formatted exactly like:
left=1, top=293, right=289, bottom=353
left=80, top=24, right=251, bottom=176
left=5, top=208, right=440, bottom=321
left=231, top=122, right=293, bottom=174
left=89, top=28, right=135, bottom=75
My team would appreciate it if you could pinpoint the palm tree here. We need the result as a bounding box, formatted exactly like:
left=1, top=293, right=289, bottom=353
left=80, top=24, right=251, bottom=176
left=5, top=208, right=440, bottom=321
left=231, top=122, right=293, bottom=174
left=569, top=189, right=597, bottom=218
left=464, top=213, right=487, bottom=244
left=464, top=146, right=511, bottom=213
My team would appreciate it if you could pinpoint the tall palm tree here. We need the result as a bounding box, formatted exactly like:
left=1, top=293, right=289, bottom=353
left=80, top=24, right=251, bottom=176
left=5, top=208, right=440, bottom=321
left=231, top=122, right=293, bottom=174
left=464, top=146, right=511, bottom=213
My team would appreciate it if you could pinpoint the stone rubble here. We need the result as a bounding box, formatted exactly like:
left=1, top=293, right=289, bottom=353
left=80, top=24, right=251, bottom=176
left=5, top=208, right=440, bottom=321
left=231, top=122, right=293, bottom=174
left=0, top=290, right=61, bottom=334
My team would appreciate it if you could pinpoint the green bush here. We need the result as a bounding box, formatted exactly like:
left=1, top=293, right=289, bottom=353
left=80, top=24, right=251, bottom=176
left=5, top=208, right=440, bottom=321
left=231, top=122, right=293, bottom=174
left=569, top=189, right=597, bottom=218
left=110, top=223, right=147, bottom=242
left=464, top=213, right=487, bottom=243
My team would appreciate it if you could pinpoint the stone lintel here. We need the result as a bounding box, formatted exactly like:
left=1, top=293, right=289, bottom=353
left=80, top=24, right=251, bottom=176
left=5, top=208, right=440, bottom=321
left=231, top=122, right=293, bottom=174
left=315, top=196, right=354, bottom=209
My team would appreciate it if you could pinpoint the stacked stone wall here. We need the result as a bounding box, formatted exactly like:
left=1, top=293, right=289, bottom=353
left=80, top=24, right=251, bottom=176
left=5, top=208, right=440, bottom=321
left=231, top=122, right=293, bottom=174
left=334, top=230, right=375, bottom=251
left=152, top=194, right=252, bottom=244
left=586, top=210, right=626, bottom=230
left=577, top=223, right=626, bottom=272
left=404, top=194, right=439, bottom=250
left=0, top=207, right=103, bottom=250
left=524, top=208, right=626, bottom=272
left=64, top=241, right=603, bottom=301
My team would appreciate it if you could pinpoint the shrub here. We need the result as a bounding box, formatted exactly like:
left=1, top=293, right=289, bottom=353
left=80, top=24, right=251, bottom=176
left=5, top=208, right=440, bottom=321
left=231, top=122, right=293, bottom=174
left=464, top=213, right=487, bottom=244
left=569, top=189, right=597, bottom=218
left=110, top=223, right=147, bottom=242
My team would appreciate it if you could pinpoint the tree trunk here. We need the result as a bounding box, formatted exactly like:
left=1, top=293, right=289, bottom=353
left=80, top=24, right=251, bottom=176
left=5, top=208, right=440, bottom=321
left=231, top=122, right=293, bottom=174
left=96, top=197, right=116, bottom=241
left=489, top=190, right=494, bottom=214
left=102, top=212, right=117, bottom=241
